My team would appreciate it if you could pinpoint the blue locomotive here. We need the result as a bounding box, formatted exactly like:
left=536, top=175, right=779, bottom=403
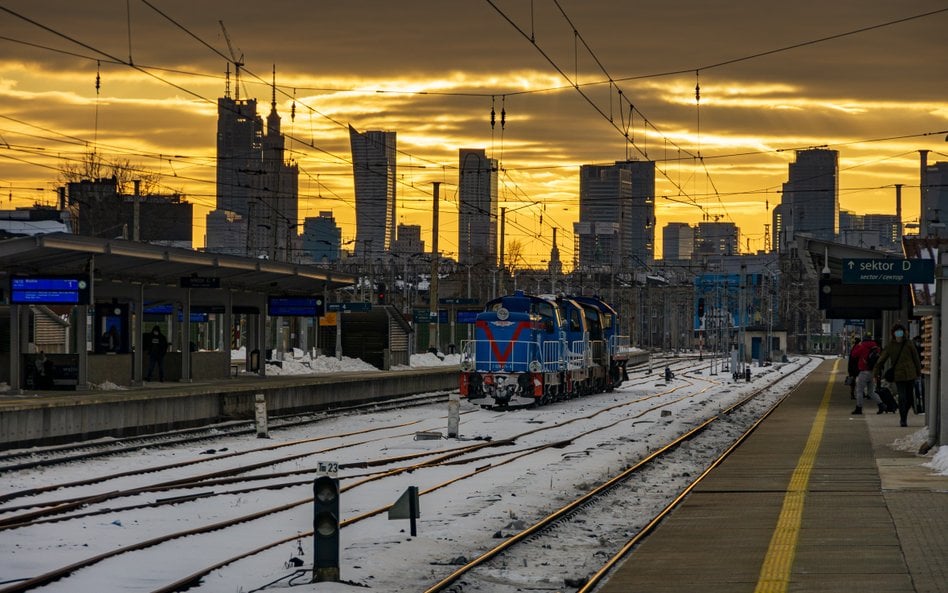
left=459, top=291, right=630, bottom=407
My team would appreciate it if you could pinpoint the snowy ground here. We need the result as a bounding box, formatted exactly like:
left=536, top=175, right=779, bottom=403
left=0, top=350, right=461, bottom=393
left=1, top=355, right=945, bottom=593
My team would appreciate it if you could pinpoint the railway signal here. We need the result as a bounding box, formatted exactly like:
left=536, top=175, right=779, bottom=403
left=313, top=473, right=341, bottom=582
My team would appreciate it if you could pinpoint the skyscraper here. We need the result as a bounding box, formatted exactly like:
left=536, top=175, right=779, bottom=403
left=920, top=151, right=948, bottom=238
left=575, top=160, right=655, bottom=269
left=349, top=125, right=396, bottom=257
left=662, top=222, right=694, bottom=260
left=776, top=148, right=838, bottom=251
left=301, top=211, right=342, bottom=264
left=457, top=148, right=498, bottom=268
left=839, top=210, right=901, bottom=251
left=207, top=79, right=299, bottom=261
left=616, top=160, right=656, bottom=265
left=695, top=221, right=739, bottom=256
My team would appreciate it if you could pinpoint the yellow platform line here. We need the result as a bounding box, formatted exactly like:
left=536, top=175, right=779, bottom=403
left=754, top=359, right=839, bottom=593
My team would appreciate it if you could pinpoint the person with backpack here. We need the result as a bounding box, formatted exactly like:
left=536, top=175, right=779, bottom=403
left=874, top=323, right=922, bottom=427
left=846, top=336, right=861, bottom=399
left=850, top=335, right=885, bottom=415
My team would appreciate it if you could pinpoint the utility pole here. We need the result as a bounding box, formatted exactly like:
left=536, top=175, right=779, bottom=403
left=428, top=182, right=440, bottom=352
left=132, top=179, right=141, bottom=241
left=499, top=206, right=506, bottom=294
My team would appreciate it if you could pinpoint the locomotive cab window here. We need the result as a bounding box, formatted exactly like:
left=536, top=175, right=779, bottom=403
left=586, top=310, right=603, bottom=340
left=534, top=302, right=558, bottom=333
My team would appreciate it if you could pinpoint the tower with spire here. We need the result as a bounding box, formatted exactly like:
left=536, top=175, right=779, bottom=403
left=206, top=66, right=299, bottom=260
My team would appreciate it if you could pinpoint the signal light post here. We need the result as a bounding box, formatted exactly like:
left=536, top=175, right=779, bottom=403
left=313, top=475, right=340, bottom=582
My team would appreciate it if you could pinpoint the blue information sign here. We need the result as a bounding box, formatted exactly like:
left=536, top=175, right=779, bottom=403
left=841, top=258, right=935, bottom=285
left=456, top=310, right=479, bottom=324
left=10, top=275, right=90, bottom=305
left=268, top=296, right=325, bottom=316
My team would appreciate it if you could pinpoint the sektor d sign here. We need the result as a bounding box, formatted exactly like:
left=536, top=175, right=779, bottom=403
left=841, top=258, right=934, bottom=284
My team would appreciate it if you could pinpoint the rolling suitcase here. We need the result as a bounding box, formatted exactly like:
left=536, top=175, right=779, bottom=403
left=913, top=382, right=925, bottom=414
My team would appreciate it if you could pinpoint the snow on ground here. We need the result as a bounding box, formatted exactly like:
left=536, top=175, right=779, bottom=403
left=229, top=346, right=461, bottom=375
left=2, top=357, right=947, bottom=593
left=926, top=445, right=948, bottom=475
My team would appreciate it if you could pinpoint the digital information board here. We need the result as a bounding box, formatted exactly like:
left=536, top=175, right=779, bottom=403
left=10, top=276, right=90, bottom=305
left=268, top=296, right=324, bottom=317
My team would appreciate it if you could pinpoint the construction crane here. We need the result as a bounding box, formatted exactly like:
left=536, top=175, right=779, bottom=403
left=219, top=20, right=245, bottom=100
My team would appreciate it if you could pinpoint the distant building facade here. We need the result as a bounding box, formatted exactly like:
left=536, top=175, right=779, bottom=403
left=350, top=125, right=396, bottom=257
left=775, top=148, right=839, bottom=252
left=617, top=159, right=656, bottom=265
left=204, top=209, right=247, bottom=256
left=662, top=222, right=694, bottom=260
left=920, top=151, right=948, bottom=238
left=695, top=221, right=739, bottom=256
left=839, top=210, right=901, bottom=252
left=67, top=177, right=192, bottom=248
left=457, top=148, right=498, bottom=268
left=393, top=224, right=425, bottom=255
left=301, top=211, right=342, bottom=264
left=575, top=160, right=655, bottom=269
left=207, top=86, right=299, bottom=261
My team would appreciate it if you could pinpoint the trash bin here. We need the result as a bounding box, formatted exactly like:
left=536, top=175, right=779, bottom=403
left=249, top=349, right=260, bottom=372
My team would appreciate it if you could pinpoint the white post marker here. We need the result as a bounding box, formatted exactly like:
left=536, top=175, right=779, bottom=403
left=254, top=393, right=269, bottom=438
left=447, top=391, right=460, bottom=438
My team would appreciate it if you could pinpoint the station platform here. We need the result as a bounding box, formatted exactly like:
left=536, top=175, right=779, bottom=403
left=598, top=358, right=948, bottom=593
left=0, top=366, right=458, bottom=450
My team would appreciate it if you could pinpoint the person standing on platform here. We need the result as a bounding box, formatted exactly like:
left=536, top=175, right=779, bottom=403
left=846, top=336, right=861, bottom=399
left=850, top=334, right=884, bottom=415
left=145, top=325, right=169, bottom=382
left=874, top=323, right=922, bottom=427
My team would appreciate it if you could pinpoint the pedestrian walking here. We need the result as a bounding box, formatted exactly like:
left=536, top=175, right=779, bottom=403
left=846, top=336, right=861, bottom=399
left=874, top=323, right=922, bottom=427
left=849, top=334, right=885, bottom=415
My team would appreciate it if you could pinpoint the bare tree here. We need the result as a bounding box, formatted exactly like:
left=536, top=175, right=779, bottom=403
left=506, top=239, right=524, bottom=270
left=60, top=152, right=162, bottom=194
left=60, top=152, right=166, bottom=237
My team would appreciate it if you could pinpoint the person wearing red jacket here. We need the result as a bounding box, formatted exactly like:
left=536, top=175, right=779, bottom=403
left=850, top=335, right=884, bottom=415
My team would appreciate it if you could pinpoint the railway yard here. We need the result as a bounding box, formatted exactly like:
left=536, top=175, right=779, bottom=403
left=0, top=355, right=851, bottom=593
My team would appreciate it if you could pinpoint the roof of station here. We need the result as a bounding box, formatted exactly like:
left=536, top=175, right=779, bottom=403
left=797, top=235, right=902, bottom=278
left=0, top=233, right=355, bottom=295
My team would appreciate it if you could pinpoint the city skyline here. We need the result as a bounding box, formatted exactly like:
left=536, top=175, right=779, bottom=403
left=0, top=0, right=946, bottom=265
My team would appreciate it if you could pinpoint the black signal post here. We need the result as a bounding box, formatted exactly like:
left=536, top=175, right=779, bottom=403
left=313, top=475, right=340, bottom=582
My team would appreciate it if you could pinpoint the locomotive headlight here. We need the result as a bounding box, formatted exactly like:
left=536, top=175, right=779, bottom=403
left=528, top=360, right=542, bottom=372
left=461, top=359, right=473, bottom=371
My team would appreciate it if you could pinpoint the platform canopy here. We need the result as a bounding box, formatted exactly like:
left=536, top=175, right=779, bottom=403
left=0, top=233, right=355, bottom=295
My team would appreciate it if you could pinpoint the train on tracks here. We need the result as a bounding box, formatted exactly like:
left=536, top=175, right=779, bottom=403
left=459, top=291, right=632, bottom=408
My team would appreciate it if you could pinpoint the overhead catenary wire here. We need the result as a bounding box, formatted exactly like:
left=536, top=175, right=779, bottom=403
left=1, top=3, right=944, bottom=260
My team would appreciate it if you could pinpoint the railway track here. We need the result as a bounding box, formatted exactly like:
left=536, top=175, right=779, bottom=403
left=0, top=390, right=453, bottom=472
left=0, top=356, right=817, bottom=592
left=421, top=357, right=814, bottom=593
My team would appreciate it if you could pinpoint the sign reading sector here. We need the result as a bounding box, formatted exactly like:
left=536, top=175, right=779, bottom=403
left=327, top=301, right=371, bottom=312
left=841, top=258, right=934, bottom=284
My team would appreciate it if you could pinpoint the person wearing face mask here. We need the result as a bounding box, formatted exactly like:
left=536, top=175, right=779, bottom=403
left=874, top=323, right=922, bottom=427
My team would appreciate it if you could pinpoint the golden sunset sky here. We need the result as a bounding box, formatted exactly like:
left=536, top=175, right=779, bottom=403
left=1, top=0, right=946, bottom=266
